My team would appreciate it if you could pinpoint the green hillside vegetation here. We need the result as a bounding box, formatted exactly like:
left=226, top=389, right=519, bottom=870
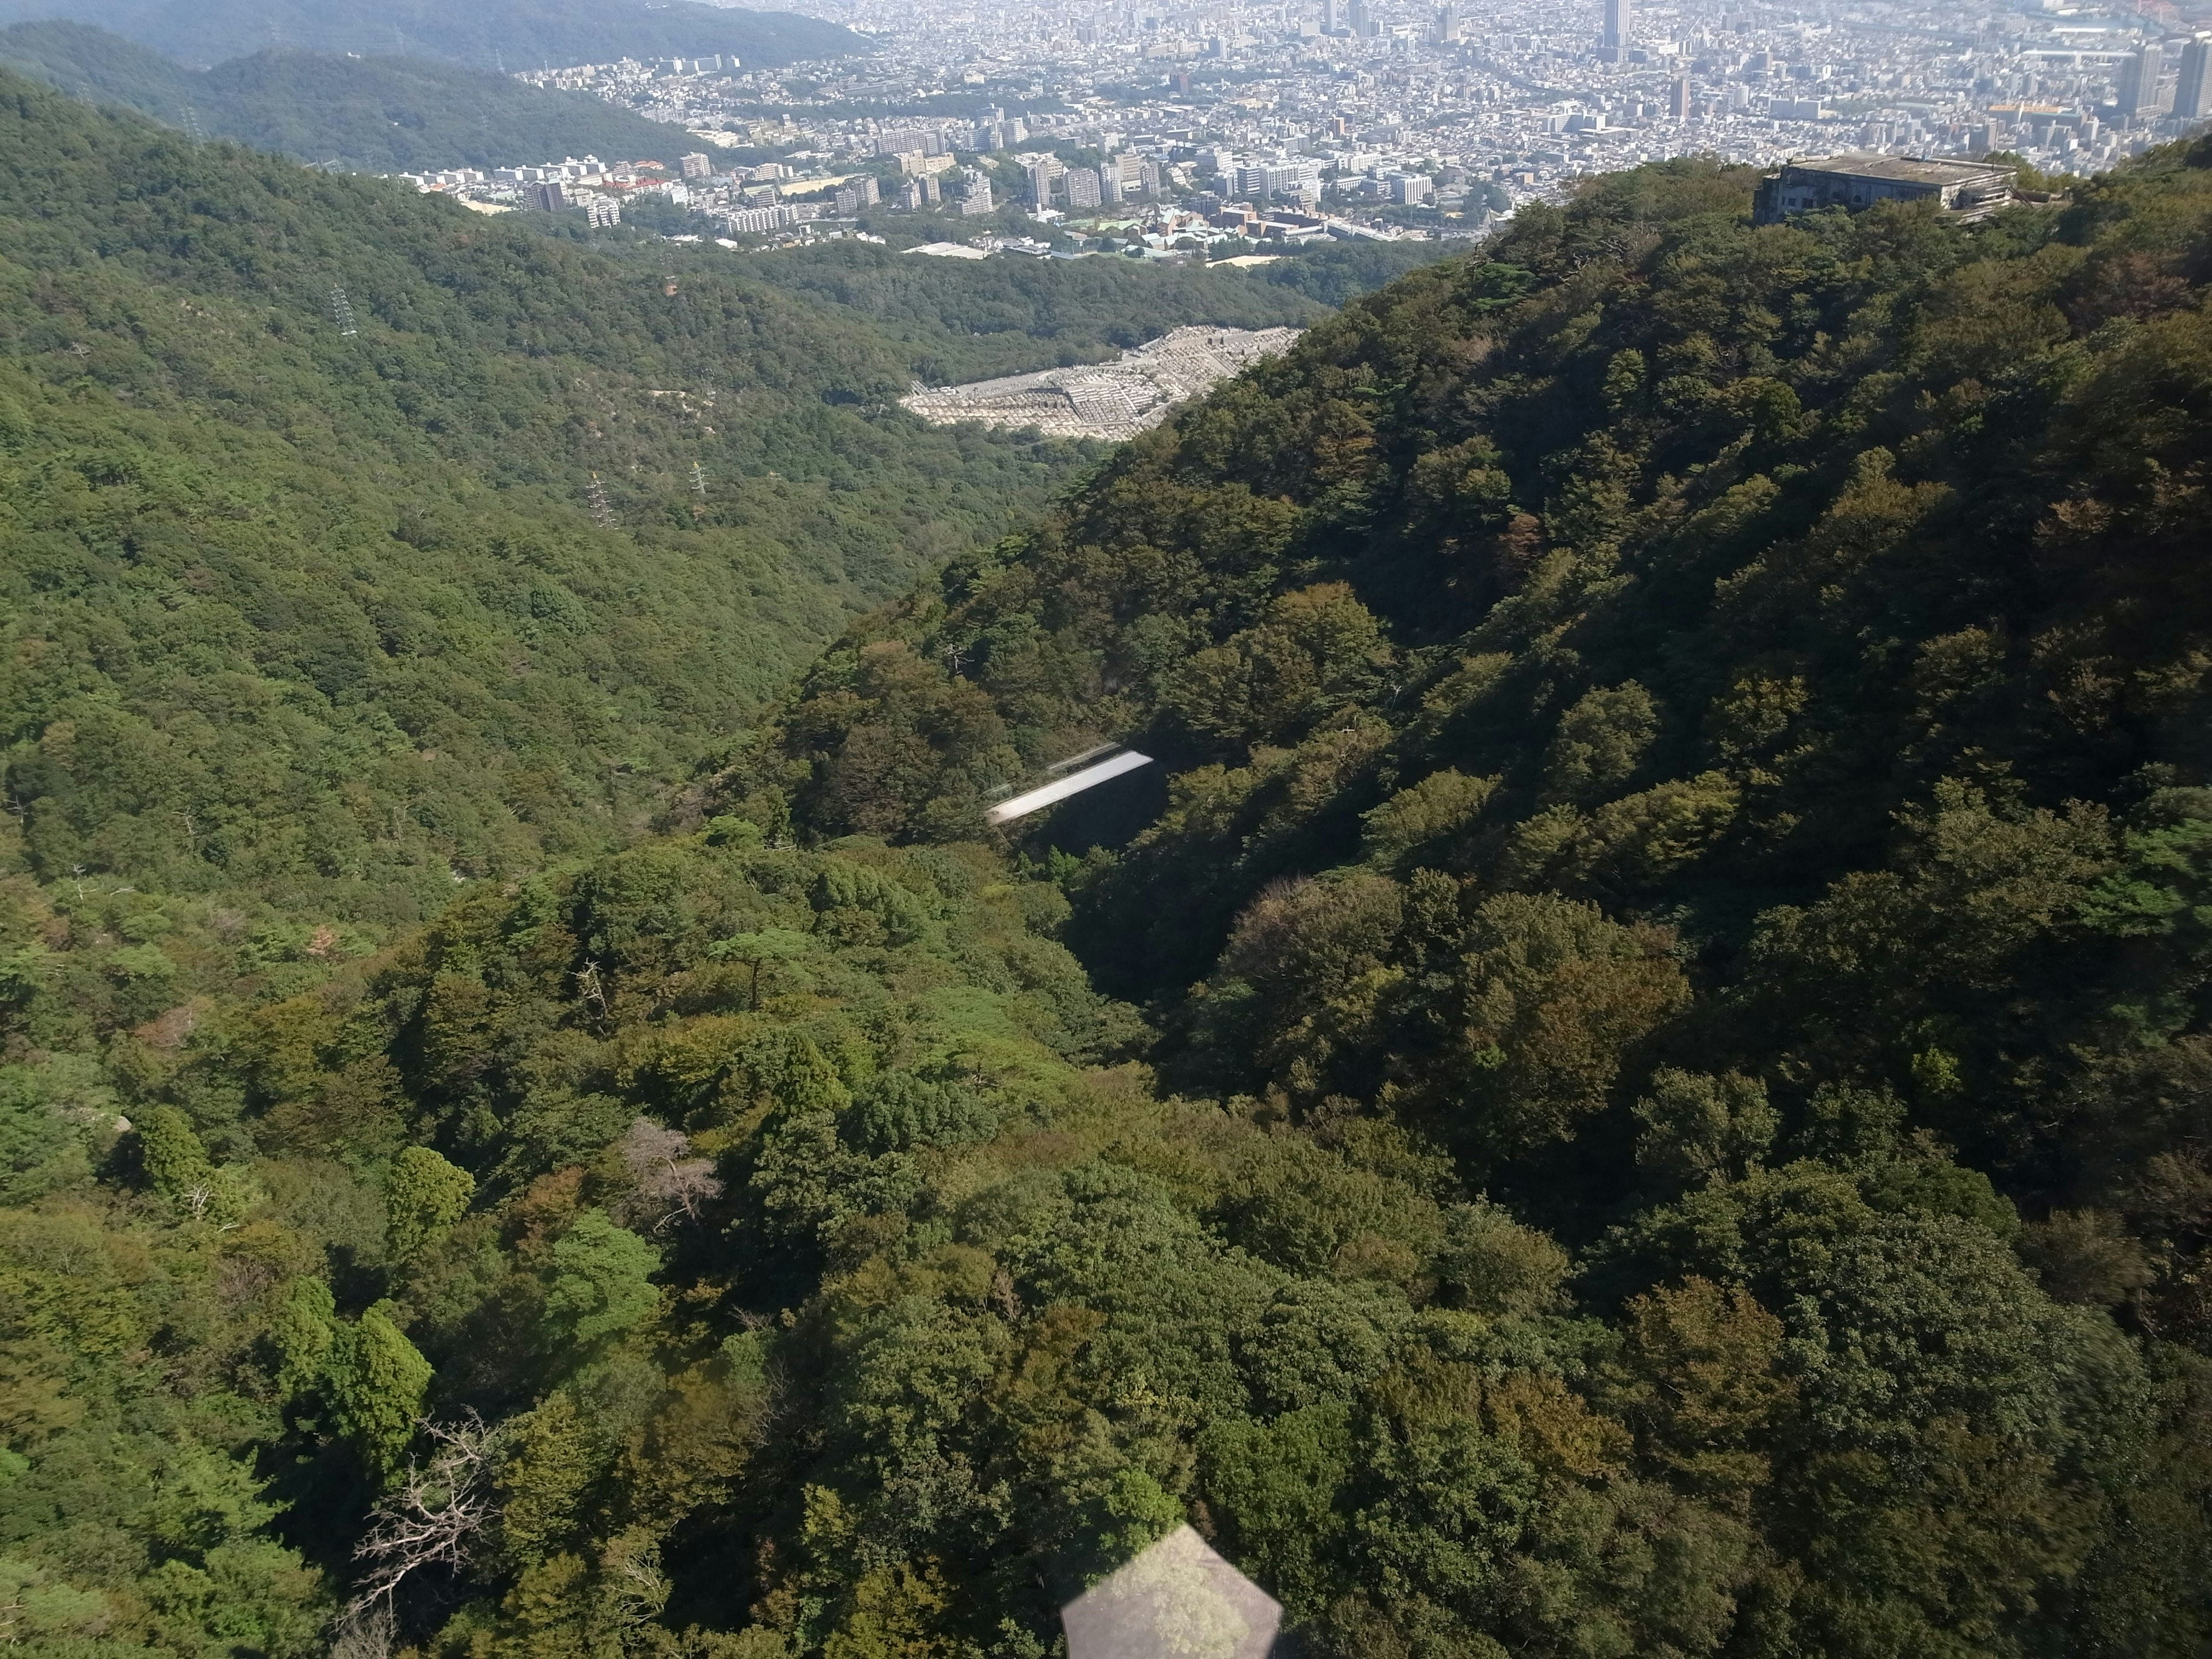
left=731, top=240, right=1336, bottom=384
left=0, top=0, right=866, bottom=72
left=0, top=71, right=1061, bottom=926
left=1233, top=236, right=1465, bottom=306
left=0, top=71, right=1280, bottom=938
left=7, top=67, right=2211, bottom=1659
left=0, top=22, right=751, bottom=172
left=722, top=143, right=2212, bottom=1649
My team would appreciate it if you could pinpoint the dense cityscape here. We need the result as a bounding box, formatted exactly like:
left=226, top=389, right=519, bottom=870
left=398, top=0, right=2212, bottom=251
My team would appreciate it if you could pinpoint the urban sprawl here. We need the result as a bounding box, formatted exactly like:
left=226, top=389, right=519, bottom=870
left=400, top=0, right=2212, bottom=258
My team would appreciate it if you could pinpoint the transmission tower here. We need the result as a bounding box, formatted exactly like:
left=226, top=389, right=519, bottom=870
left=329, top=286, right=358, bottom=336
left=689, top=462, right=708, bottom=499
left=181, top=104, right=207, bottom=146
left=587, top=473, right=616, bottom=528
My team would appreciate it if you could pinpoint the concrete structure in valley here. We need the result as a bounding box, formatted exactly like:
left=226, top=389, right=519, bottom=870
left=900, top=324, right=1303, bottom=441
left=1753, top=154, right=2015, bottom=225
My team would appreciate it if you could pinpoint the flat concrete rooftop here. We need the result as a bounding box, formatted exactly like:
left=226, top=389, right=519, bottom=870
left=1782, top=154, right=2016, bottom=185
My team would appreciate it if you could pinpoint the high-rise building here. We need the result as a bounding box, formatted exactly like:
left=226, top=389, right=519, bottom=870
left=876, top=126, right=946, bottom=157
left=1025, top=158, right=1058, bottom=203
left=1235, top=160, right=1320, bottom=200
left=1346, top=0, right=1369, bottom=36
left=1063, top=167, right=1103, bottom=209
left=532, top=181, right=566, bottom=212
left=1669, top=74, right=1691, bottom=119
left=1433, top=5, right=1461, bottom=42
left=1321, top=0, right=1339, bottom=32
left=2177, top=36, right=2212, bottom=120
left=2115, top=41, right=2164, bottom=116
left=679, top=151, right=711, bottom=181
left=1603, top=0, right=1633, bottom=52
left=724, top=204, right=800, bottom=234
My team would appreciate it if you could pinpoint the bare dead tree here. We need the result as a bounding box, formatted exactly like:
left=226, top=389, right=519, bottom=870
left=598, top=1528, right=671, bottom=1633
left=616, top=1118, right=725, bottom=1233
left=575, top=959, right=612, bottom=1029
left=347, top=1412, right=495, bottom=1616
left=326, top=1600, right=395, bottom=1659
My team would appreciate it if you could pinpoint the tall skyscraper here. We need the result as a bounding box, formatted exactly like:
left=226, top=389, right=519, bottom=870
left=2115, top=41, right=2164, bottom=116
left=1669, top=74, right=1691, bottom=119
left=2178, top=36, right=2212, bottom=120
left=1321, top=0, right=1339, bottom=33
left=1603, top=0, right=1633, bottom=51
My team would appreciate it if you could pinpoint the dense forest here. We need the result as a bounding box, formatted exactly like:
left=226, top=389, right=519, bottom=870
left=5, top=62, right=2211, bottom=1659
left=0, top=22, right=751, bottom=172
left=724, top=141, right=2212, bottom=1650
left=0, top=0, right=865, bottom=72
left=0, top=71, right=1332, bottom=934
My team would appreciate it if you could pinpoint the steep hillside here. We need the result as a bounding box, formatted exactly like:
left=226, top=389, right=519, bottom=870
left=709, top=144, right=2212, bottom=1645
left=752, top=141, right=2212, bottom=1217
left=0, top=71, right=1097, bottom=931
left=5, top=109, right=2211, bottom=1659
left=0, top=0, right=866, bottom=71
left=0, top=23, right=749, bottom=171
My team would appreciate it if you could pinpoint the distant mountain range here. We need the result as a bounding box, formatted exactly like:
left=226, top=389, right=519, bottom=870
left=0, top=0, right=868, bottom=70
left=0, top=21, right=753, bottom=169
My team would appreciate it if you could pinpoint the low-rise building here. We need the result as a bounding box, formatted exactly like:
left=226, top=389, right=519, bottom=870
left=1752, top=154, right=2014, bottom=224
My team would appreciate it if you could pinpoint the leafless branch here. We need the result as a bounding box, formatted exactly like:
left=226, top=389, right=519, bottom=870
left=576, top=959, right=612, bottom=1028
left=599, top=1529, right=671, bottom=1630
left=616, top=1117, right=725, bottom=1233
left=326, top=1599, right=395, bottom=1659
left=348, top=1412, right=495, bottom=1614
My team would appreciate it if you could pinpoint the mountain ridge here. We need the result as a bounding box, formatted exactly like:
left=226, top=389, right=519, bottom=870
left=0, top=21, right=752, bottom=171
left=0, top=0, right=868, bottom=72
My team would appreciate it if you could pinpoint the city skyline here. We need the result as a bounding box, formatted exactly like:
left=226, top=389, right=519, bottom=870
left=396, top=0, right=2212, bottom=252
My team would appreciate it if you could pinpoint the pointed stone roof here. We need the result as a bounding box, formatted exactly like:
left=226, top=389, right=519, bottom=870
left=1061, top=1525, right=1282, bottom=1659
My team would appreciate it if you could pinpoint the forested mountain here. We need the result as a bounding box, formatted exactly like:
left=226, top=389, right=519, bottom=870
left=6, top=60, right=2211, bottom=1659
left=0, top=71, right=1323, bottom=933
left=721, top=143, right=2212, bottom=1647
left=0, top=0, right=865, bottom=72
left=0, top=22, right=748, bottom=172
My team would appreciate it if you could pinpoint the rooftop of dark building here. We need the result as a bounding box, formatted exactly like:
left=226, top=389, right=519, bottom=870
left=1778, top=154, right=2016, bottom=186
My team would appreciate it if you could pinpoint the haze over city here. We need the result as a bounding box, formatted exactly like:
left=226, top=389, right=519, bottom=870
left=391, top=0, right=2212, bottom=250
